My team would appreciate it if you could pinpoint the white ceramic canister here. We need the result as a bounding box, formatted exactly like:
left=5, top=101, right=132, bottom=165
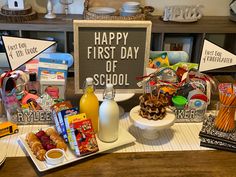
left=98, top=84, right=119, bottom=142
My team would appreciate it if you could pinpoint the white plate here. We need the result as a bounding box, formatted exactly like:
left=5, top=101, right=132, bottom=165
left=96, top=93, right=135, bottom=102
left=88, top=7, right=116, bottom=15
left=120, top=8, right=141, bottom=13
left=0, top=142, right=7, bottom=167
left=0, top=156, right=6, bottom=166
left=18, top=127, right=135, bottom=172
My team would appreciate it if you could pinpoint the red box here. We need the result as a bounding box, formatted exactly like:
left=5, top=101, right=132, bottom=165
left=72, top=119, right=99, bottom=156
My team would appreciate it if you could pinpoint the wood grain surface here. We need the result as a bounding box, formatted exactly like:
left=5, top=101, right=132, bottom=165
left=0, top=15, right=235, bottom=33
left=1, top=5, right=32, bottom=15
left=149, top=16, right=236, bottom=33
left=1, top=151, right=236, bottom=177
left=0, top=11, right=37, bottom=23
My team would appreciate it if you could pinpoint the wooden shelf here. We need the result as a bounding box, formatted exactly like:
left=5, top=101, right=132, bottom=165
left=1, top=14, right=235, bottom=33
left=0, top=14, right=235, bottom=75
left=0, top=14, right=83, bottom=31
left=150, top=16, right=236, bottom=33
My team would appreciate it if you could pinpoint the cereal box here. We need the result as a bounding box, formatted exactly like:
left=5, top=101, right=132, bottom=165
left=57, top=107, right=79, bottom=142
left=64, top=113, right=87, bottom=150
left=50, top=101, right=72, bottom=134
left=71, top=118, right=99, bottom=156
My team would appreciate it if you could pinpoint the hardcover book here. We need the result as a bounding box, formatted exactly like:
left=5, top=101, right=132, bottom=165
left=199, top=115, right=236, bottom=146
left=200, top=136, right=236, bottom=152
left=199, top=115, right=236, bottom=152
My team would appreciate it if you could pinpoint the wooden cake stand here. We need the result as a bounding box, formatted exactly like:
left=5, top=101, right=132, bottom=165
left=0, top=5, right=37, bottom=22
left=129, top=105, right=176, bottom=139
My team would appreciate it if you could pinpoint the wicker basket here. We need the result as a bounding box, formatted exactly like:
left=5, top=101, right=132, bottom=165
left=83, top=0, right=154, bottom=20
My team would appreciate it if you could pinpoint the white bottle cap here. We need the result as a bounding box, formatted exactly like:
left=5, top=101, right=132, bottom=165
left=106, top=83, right=113, bottom=92
left=86, top=77, right=93, bottom=85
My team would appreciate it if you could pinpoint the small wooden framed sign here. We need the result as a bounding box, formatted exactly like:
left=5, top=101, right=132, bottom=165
left=73, top=20, right=152, bottom=94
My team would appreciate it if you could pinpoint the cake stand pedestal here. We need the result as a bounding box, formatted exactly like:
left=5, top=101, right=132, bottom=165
left=129, top=105, right=176, bottom=140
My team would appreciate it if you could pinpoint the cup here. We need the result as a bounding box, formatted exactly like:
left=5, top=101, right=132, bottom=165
left=120, top=10, right=140, bottom=16
left=45, top=148, right=65, bottom=165
left=172, top=95, right=188, bottom=109
left=122, top=1, right=140, bottom=12
left=214, top=83, right=236, bottom=132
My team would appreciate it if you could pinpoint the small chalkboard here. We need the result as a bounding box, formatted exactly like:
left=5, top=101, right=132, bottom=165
left=73, top=20, right=152, bottom=94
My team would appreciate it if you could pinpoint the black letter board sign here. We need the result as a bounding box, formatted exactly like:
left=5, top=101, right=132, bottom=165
left=73, top=20, right=152, bottom=94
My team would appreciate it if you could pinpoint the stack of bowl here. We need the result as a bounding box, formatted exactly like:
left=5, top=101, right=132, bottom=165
left=120, top=2, right=141, bottom=16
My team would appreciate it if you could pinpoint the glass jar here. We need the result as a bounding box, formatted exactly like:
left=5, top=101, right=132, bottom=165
left=214, top=103, right=236, bottom=132
left=214, top=83, right=236, bottom=132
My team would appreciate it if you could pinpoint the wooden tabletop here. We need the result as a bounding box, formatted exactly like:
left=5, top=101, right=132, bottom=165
left=1, top=150, right=236, bottom=177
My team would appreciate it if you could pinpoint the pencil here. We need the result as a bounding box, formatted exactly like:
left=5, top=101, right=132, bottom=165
left=214, top=83, right=236, bottom=132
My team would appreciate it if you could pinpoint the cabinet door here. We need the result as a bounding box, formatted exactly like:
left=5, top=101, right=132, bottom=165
left=151, top=33, right=164, bottom=51
left=66, top=32, right=74, bottom=54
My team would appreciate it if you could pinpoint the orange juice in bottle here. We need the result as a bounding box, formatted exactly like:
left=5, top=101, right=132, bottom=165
left=79, top=77, right=99, bottom=132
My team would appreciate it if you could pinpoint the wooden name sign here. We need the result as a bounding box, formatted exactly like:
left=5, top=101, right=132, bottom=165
left=10, top=110, right=54, bottom=125
left=73, top=20, right=152, bottom=94
left=174, top=109, right=206, bottom=122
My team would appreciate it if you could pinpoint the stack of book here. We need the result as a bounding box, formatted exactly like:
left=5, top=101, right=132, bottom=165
left=199, top=115, right=236, bottom=152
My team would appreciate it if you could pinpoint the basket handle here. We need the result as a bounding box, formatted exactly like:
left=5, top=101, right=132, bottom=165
left=83, top=0, right=89, bottom=16
left=141, top=6, right=155, bottom=15
left=84, top=0, right=89, bottom=10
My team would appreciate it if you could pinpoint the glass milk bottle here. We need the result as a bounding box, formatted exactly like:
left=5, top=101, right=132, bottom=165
left=98, top=84, right=119, bottom=142
left=79, top=77, right=99, bottom=132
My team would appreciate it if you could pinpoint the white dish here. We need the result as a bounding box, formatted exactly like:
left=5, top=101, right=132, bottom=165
left=120, top=8, right=141, bottom=13
left=18, top=127, right=135, bottom=172
left=88, top=7, right=116, bottom=15
left=120, top=8, right=141, bottom=16
left=122, top=2, right=140, bottom=10
left=45, top=148, right=65, bottom=165
left=96, top=93, right=135, bottom=102
left=0, top=156, right=6, bottom=166
left=129, top=106, right=176, bottom=139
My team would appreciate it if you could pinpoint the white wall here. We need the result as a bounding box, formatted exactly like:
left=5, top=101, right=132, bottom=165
left=0, top=0, right=231, bottom=16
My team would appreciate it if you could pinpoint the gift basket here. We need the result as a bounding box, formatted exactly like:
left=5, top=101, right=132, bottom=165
left=172, top=68, right=213, bottom=122
left=83, top=0, right=154, bottom=20
left=0, top=70, right=62, bottom=125
left=138, top=59, right=216, bottom=123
